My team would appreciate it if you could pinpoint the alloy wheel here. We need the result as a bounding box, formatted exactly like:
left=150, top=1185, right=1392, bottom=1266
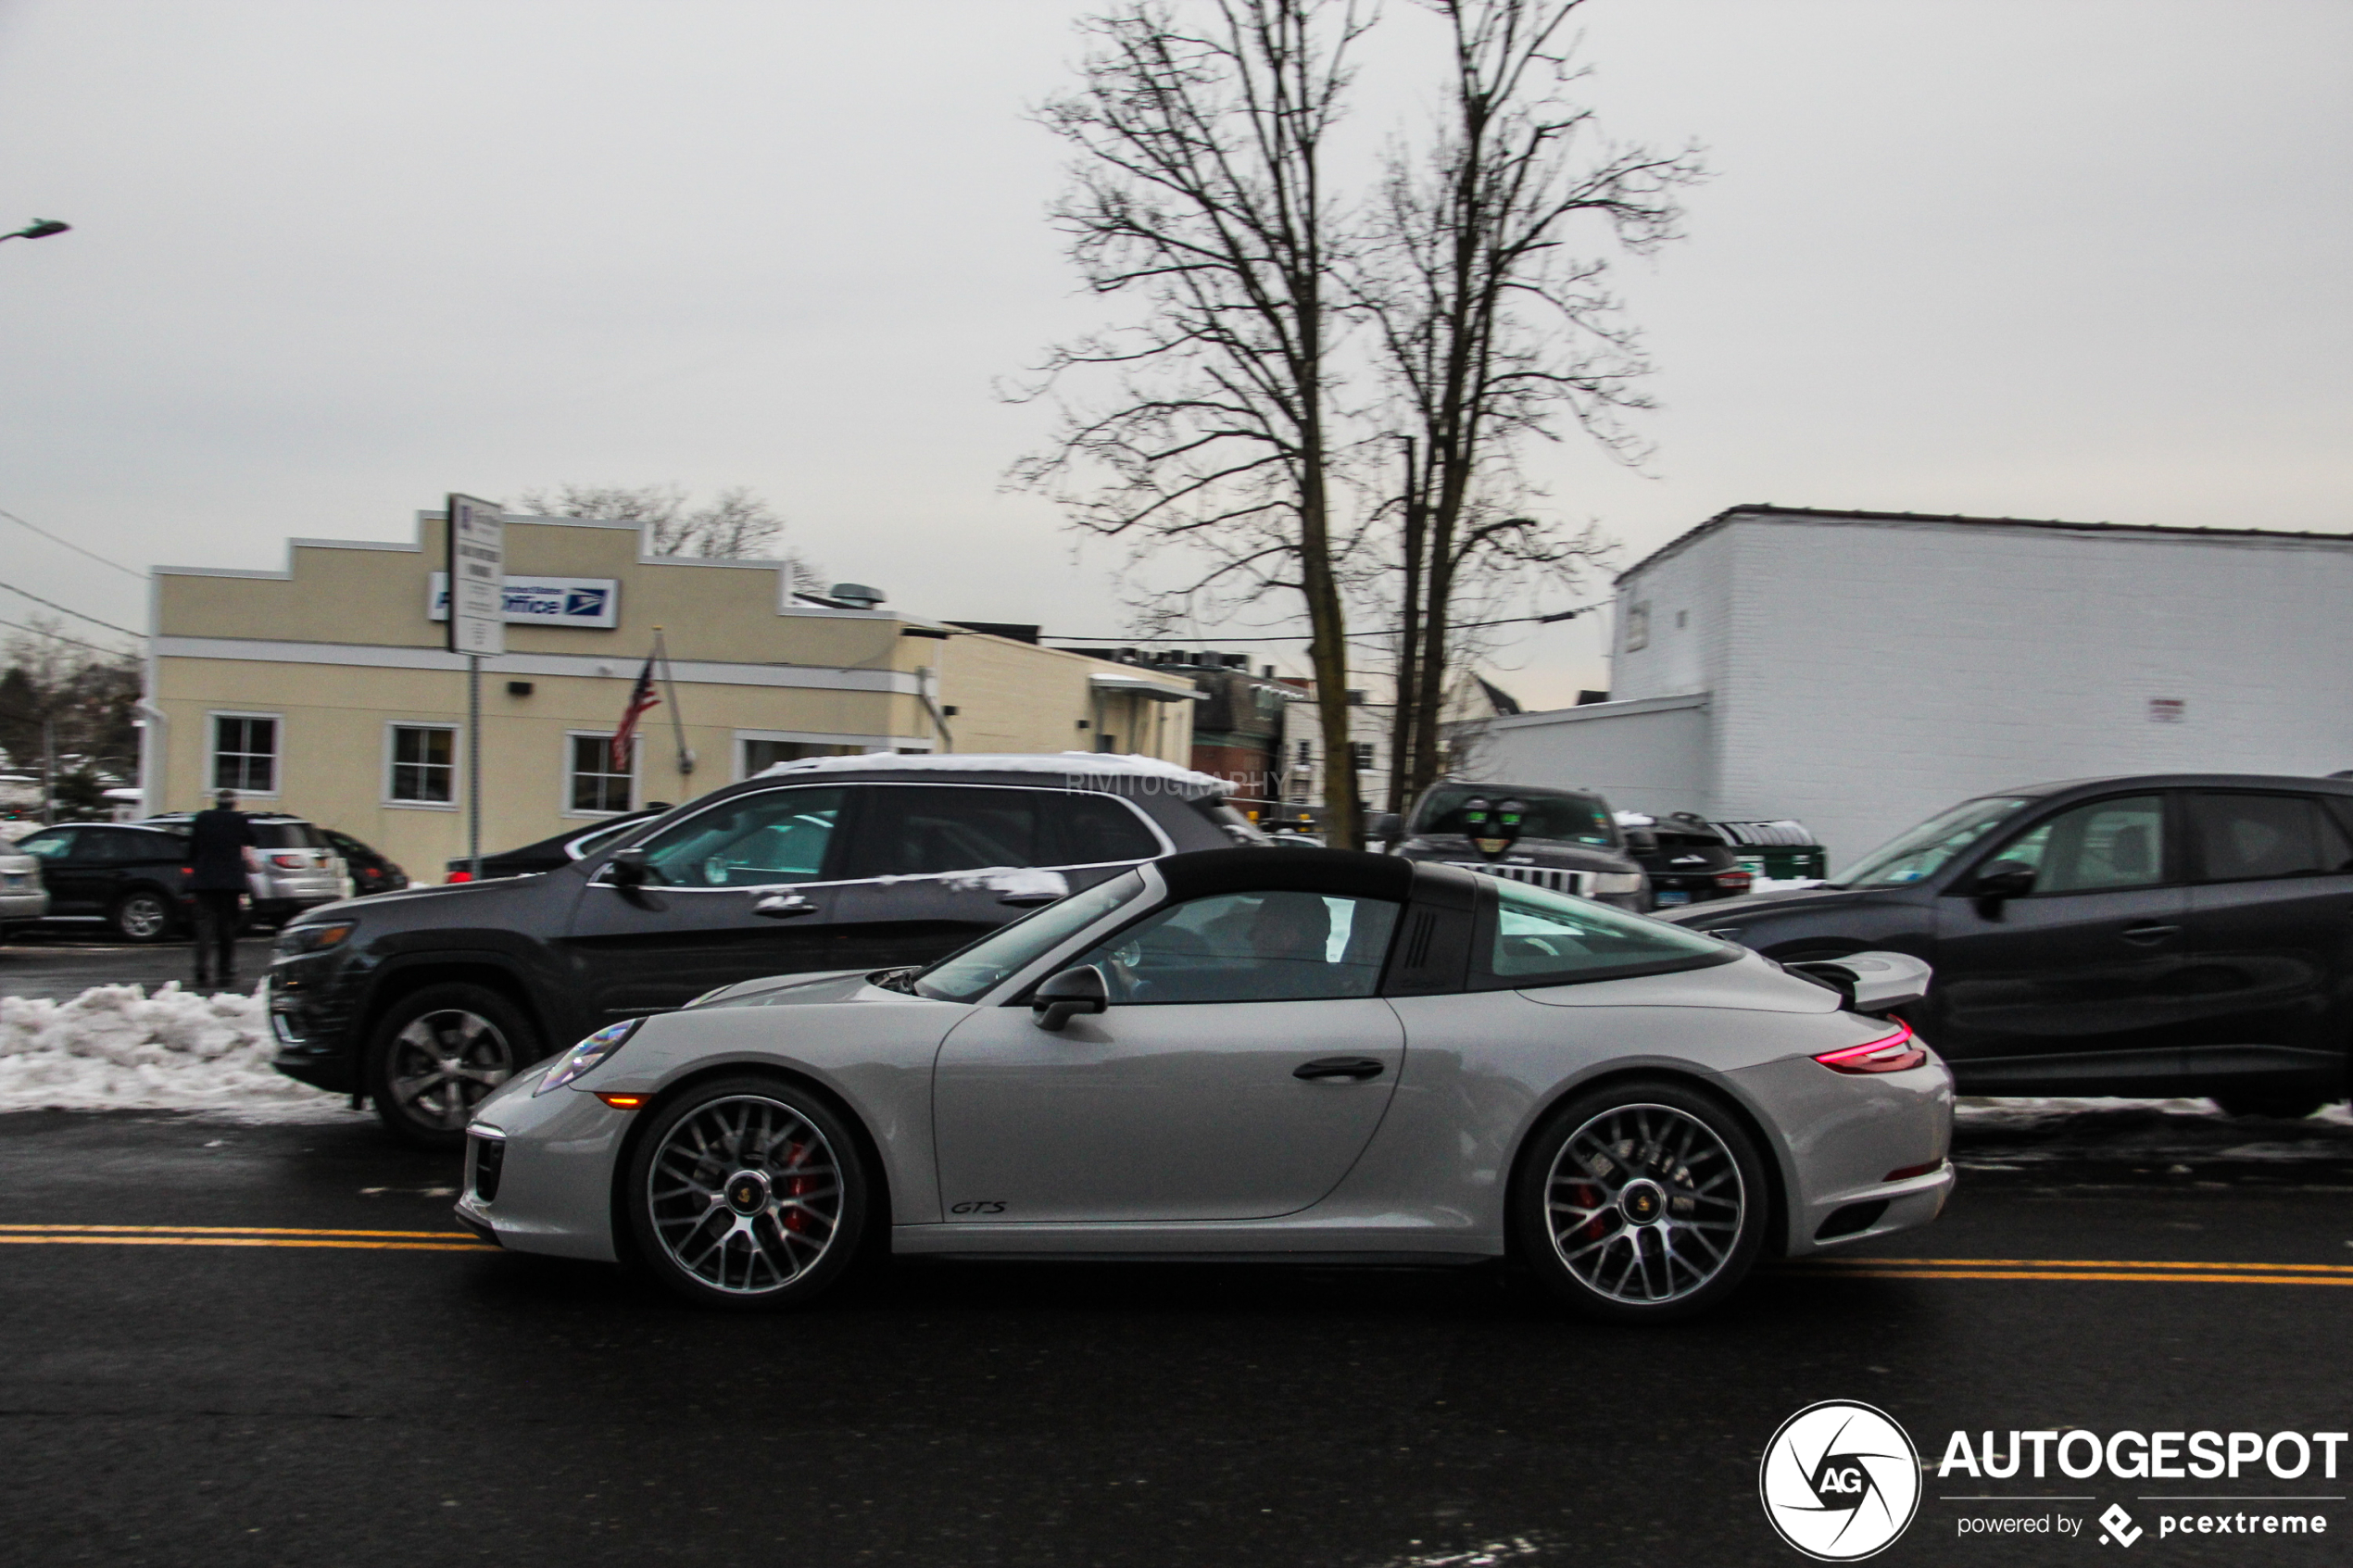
left=115, top=894, right=170, bottom=941
left=644, top=1095, right=843, bottom=1296
left=1543, top=1102, right=1745, bottom=1305
left=385, top=1009, right=517, bottom=1132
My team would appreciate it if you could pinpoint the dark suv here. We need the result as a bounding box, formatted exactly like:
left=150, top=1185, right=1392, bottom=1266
left=8, top=822, right=193, bottom=941
left=1619, top=813, right=1754, bottom=909
left=1655, top=773, right=2353, bottom=1116
left=266, top=756, right=1262, bottom=1144
left=1377, top=780, right=1648, bottom=909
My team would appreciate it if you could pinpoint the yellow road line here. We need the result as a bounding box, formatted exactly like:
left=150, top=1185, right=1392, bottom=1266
left=0, top=1223, right=473, bottom=1240
left=1814, top=1267, right=2352, bottom=1286
left=0, top=1234, right=490, bottom=1252
left=1801, top=1257, right=2353, bottom=1275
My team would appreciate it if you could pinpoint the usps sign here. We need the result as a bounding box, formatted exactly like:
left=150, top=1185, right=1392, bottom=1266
left=429, top=573, right=622, bottom=630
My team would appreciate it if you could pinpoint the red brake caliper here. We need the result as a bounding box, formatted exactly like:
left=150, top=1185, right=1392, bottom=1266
left=781, top=1140, right=809, bottom=1232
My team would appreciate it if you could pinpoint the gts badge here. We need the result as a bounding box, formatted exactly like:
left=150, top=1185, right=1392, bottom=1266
left=950, top=1200, right=1007, bottom=1215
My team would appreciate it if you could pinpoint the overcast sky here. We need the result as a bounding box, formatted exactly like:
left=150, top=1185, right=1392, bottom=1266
left=2, top=0, right=2347, bottom=708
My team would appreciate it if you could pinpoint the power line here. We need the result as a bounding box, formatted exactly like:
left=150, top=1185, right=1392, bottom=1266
left=1038, top=608, right=1591, bottom=646
left=0, top=579, right=143, bottom=640
left=0, top=616, right=137, bottom=659
left=0, top=507, right=146, bottom=581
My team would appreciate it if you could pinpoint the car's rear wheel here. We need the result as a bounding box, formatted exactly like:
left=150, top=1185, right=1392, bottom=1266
left=365, top=984, right=540, bottom=1148
left=623, top=1076, right=869, bottom=1311
left=1513, top=1078, right=1769, bottom=1323
left=110, top=888, right=175, bottom=943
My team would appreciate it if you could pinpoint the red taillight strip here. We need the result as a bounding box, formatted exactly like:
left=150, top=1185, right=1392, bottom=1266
left=1813, top=1021, right=1926, bottom=1075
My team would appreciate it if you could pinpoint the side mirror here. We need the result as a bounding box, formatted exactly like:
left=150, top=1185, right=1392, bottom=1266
left=1369, top=812, right=1403, bottom=843
left=606, top=847, right=651, bottom=888
left=1030, top=965, right=1109, bottom=1032
left=1970, top=861, right=2036, bottom=900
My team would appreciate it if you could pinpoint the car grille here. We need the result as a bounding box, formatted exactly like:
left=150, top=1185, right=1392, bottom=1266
left=1444, top=861, right=1593, bottom=896
left=469, top=1133, right=506, bottom=1203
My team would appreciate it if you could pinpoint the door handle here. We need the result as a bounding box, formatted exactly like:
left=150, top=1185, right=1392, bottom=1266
left=1293, top=1057, right=1385, bottom=1083
left=2119, top=923, right=2180, bottom=945
left=753, top=893, right=817, bottom=919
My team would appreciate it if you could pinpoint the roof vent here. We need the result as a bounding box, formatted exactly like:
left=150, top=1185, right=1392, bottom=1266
left=829, top=583, right=887, bottom=610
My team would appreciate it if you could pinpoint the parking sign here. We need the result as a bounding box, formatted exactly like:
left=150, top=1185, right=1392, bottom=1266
left=446, top=495, right=506, bottom=656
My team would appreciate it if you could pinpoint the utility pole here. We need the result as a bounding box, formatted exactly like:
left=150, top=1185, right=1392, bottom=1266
left=40, top=715, right=55, bottom=825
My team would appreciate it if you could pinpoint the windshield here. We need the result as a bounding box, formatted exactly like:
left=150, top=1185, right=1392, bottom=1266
left=1836, top=796, right=2032, bottom=885
left=913, top=871, right=1145, bottom=1003
left=1414, top=785, right=1618, bottom=847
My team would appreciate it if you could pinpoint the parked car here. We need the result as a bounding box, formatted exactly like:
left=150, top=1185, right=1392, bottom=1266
left=1655, top=772, right=2353, bottom=1117
left=455, top=847, right=1953, bottom=1319
left=0, top=844, right=49, bottom=941
left=321, top=828, right=409, bottom=897
left=267, top=755, right=1267, bottom=1145
left=6, top=823, right=193, bottom=941
left=443, top=808, right=668, bottom=882
left=1618, top=812, right=1754, bottom=908
left=142, top=812, right=346, bottom=927
left=1375, top=781, right=1648, bottom=909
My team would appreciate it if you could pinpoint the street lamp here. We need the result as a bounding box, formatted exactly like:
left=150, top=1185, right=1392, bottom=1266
left=0, top=220, right=70, bottom=243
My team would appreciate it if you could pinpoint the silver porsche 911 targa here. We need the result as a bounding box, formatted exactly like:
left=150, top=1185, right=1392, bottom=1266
left=457, top=847, right=1953, bottom=1321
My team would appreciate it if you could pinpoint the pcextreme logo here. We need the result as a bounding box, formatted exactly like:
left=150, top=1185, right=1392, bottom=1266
left=1760, top=1400, right=1924, bottom=1561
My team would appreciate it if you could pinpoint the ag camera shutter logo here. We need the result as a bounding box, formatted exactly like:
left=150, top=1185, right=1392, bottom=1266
left=1760, top=1400, right=1922, bottom=1561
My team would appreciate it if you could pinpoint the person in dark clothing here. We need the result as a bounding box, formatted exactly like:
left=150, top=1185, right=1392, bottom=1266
left=187, top=789, right=260, bottom=990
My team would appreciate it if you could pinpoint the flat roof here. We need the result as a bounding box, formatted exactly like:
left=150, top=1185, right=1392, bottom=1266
left=1617, top=504, right=2353, bottom=584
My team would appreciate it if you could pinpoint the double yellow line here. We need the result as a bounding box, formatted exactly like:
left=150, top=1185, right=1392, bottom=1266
left=0, top=1223, right=493, bottom=1253
left=1793, top=1257, right=2353, bottom=1288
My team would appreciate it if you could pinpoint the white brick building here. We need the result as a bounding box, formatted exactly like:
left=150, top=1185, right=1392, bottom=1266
left=1459, top=506, right=2353, bottom=864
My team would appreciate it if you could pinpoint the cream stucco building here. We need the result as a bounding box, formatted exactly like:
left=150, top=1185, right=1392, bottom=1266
left=144, top=511, right=1194, bottom=872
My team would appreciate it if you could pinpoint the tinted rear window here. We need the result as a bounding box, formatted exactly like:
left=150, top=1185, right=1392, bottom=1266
left=251, top=822, right=325, bottom=849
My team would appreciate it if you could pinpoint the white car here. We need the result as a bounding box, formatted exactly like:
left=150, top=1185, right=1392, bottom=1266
left=458, top=847, right=1954, bottom=1321
left=0, top=847, right=47, bottom=939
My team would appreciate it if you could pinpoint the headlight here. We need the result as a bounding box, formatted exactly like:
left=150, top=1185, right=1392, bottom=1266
left=1591, top=872, right=1644, bottom=895
left=273, top=920, right=356, bottom=958
left=535, top=1018, right=643, bottom=1096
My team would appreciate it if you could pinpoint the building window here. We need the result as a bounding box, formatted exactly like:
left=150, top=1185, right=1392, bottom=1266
left=569, top=734, right=633, bottom=814
left=1624, top=600, right=1651, bottom=652
left=211, top=714, right=278, bottom=794
left=1350, top=741, right=1377, bottom=771
left=388, top=725, right=456, bottom=805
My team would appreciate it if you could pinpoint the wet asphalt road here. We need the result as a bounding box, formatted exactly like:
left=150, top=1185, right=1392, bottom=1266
left=4, top=1105, right=2350, bottom=1568
left=0, top=927, right=277, bottom=1000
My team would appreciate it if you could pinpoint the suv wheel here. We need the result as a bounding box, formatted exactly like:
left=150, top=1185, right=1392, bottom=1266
left=1513, top=1077, right=1769, bottom=1323
left=623, top=1075, right=871, bottom=1311
left=365, top=983, right=541, bottom=1148
left=110, top=889, right=175, bottom=943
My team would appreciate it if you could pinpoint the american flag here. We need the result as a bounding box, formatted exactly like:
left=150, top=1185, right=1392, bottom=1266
left=611, top=654, right=660, bottom=771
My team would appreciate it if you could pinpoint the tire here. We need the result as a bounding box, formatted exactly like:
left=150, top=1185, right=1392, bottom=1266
left=110, top=888, right=175, bottom=943
left=1512, top=1077, right=1770, bottom=1323
left=2211, top=1092, right=2326, bottom=1121
left=365, top=983, right=542, bottom=1148
left=623, top=1075, right=870, bottom=1311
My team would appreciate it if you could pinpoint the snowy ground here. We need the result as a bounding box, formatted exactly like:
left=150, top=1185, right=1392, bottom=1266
left=0, top=983, right=355, bottom=1122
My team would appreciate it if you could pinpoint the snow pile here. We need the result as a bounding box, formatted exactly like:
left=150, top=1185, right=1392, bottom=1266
left=0, top=984, right=352, bottom=1121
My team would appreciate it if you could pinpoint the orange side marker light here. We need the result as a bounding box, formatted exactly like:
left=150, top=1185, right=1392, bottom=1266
left=595, top=1093, right=646, bottom=1110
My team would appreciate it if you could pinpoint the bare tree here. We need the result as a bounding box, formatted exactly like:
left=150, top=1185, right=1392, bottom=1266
left=1357, top=0, right=1701, bottom=811
left=1013, top=0, right=1374, bottom=845
left=514, top=483, right=823, bottom=591
left=1, top=617, right=141, bottom=819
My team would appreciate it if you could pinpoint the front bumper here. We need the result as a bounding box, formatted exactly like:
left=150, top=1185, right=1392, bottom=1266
left=451, top=1066, right=630, bottom=1262
left=0, top=890, right=48, bottom=924
left=262, top=954, right=368, bottom=1092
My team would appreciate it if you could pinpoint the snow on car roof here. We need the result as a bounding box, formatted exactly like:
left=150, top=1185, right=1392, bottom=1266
left=755, top=750, right=1231, bottom=793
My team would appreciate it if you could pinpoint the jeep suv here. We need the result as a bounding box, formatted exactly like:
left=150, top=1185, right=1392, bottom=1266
left=1378, top=780, right=1648, bottom=909
left=265, top=754, right=1263, bottom=1144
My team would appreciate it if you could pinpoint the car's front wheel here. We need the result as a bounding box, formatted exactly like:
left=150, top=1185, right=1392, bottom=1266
left=365, top=984, right=541, bottom=1148
left=110, top=888, right=175, bottom=943
left=1513, top=1078, right=1770, bottom=1323
left=623, top=1076, right=870, bottom=1311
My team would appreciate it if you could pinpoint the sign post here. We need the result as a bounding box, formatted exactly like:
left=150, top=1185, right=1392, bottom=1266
left=446, top=495, right=505, bottom=880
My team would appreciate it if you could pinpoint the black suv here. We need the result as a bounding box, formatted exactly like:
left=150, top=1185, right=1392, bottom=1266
left=1655, top=773, right=2353, bottom=1116
left=1376, top=780, right=1648, bottom=909
left=267, top=757, right=1261, bottom=1143
left=8, top=822, right=193, bottom=941
left=1619, top=813, right=1754, bottom=909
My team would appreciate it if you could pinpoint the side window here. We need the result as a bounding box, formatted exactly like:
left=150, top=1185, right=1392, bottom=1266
left=2189, top=793, right=2353, bottom=883
left=1052, top=794, right=1161, bottom=866
left=14, top=830, right=75, bottom=859
left=840, top=786, right=1044, bottom=878
left=630, top=787, right=845, bottom=888
left=1988, top=796, right=2165, bottom=894
left=1484, top=881, right=1730, bottom=983
left=77, top=830, right=137, bottom=864
left=1072, top=889, right=1400, bottom=1005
